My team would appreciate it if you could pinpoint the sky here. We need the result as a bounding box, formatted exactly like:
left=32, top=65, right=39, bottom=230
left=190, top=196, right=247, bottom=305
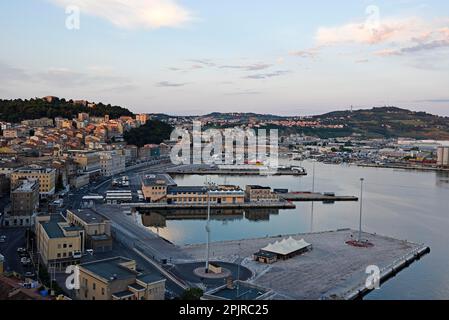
left=1, top=0, right=449, bottom=116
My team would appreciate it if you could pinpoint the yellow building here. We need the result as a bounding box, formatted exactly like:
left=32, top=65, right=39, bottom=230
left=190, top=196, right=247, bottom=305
left=35, top=214, right=83, bottom=270
left=141, top=174, right=176, bottom=202
left=66, top=209, right=112, bottom=252
left=11, top=165, right=56, bottom=198
left=77, top=257, right=166, bottom=300
left=167, top=186, right=245, bottom=204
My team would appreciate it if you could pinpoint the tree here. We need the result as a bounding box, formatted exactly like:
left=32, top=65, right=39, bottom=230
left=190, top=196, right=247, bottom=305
left=180, top=288, right=204, bottom=300
left=123, top=120, right=173, bottom=148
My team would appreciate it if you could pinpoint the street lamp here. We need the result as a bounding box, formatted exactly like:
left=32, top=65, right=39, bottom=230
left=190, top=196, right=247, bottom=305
left=358, top=178, right=365, bottom=242
left=204, top=185, right=211, bottom=273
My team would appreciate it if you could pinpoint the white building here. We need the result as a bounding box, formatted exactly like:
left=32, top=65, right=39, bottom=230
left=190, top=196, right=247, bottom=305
left=99, top=151, right=126, bottom=177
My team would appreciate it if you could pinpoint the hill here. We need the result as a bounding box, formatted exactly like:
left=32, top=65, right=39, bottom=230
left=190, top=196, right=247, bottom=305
left=312, top=107, right=449, bottom=139
left=0, top=97, right=133, bottom=123
left=123, top=120, right=173, bottom=147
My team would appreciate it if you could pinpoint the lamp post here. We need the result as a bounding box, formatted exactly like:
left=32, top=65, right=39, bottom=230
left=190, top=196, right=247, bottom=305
left=358, top=178, right=365, bottom=242
left=310, top=160, right=316, bottom=232
left=205, top=185, right=211, bottom=273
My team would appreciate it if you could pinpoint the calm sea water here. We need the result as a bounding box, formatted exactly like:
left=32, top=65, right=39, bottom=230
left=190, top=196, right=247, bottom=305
left=144, top=160, right=449, bottom=300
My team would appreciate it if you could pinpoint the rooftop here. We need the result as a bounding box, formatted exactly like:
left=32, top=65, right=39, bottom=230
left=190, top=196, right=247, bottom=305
left=143, top=173, right=176, bottom=187
left=69, top=208, right=109, bottom=224
left=41, top=215, right=69, bottom=239
left=13, top=180, right=39, bottom=193
left=80, top=257, right=137, bottom=282
left=136, top=273, right=165, bottom=284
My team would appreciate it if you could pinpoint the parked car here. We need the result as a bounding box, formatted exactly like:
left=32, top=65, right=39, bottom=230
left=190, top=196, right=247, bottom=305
left=17, top=247, right=27, bottom=254
left=20, top=257, right=31, bottom=265
left=24, top=272, right=35, bottom=278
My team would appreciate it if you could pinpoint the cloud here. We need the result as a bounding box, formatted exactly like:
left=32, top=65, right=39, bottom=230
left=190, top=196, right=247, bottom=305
left=49, top=0, right=193, bottom=29
left=219, top=63, right=273, bottom=71
left=311, top=16, right=449, bottom=60
left=245, top=70, right=290, bottom=80
left=224, top=90, right=261, bottom=96
left=37, top=67, right=131, bottom=88
left=316, top=17, right=422, bottom=45
left=156, top=81, right=188, bottom=87
left=289, top=48, right=320, bottom=59
left=0, top=61, right=29, bottom=83
left=415, top=99, right=449, bottom=103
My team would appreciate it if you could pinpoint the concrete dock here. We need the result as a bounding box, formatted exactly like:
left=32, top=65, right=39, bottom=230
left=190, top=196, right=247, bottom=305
left=278, top=192, right=358, bottom=202
left=181, top=229, right=429, bottom=300
left=126, top=201, right=296, bottom=210
left=167, top=165, right=307, bottom=176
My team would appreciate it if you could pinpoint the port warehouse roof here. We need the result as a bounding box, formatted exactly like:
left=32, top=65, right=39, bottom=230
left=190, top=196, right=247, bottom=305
left=167, top=186, right=245, bottom=194
left=261, top=237, right=312, bottom=256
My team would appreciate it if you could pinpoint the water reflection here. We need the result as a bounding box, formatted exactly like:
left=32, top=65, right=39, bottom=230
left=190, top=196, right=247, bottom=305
left=436, top=171, right=449, bottom=189
left=140, top=208, right=281, bottom=229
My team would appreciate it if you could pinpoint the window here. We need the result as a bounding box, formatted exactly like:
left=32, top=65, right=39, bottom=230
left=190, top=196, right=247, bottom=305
left=102, top=288, right=105, bottom=295
left=93, top=283, right=96, bottom=290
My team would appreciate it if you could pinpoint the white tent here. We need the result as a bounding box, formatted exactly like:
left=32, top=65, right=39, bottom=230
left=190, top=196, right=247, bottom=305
left=261, top=237, right=311, bottom=256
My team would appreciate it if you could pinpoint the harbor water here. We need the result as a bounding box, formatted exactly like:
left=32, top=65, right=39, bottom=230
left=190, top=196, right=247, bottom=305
left=143, top=160, right=449, bottom=299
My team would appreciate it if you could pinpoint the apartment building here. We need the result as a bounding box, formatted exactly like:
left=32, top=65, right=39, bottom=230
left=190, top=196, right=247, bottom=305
left=99, top=151, right=126, bottom=177
left=35, top=214, right=83, bottom=270
left=66, top=209, right=112, bottom=252
left=4, top=179, right=40, bottom=227
left=77, top=257, right=166, bottom=300
left=71, top=150, right=102, bottom=180
left=10, top=165, right=56, bottom=198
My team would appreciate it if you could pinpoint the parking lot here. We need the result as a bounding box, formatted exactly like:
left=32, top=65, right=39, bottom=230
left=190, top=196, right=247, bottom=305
left=0, top=228, right=36, bottom=278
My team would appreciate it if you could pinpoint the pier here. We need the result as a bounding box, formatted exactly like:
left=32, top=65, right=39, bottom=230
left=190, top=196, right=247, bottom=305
left=277, top=192, right=358, bottom=202
left=182, top=229, right=430, bottom=300
left=167, top=164, right=307, bottom=176
left=124, top=201, right=296, bottom=211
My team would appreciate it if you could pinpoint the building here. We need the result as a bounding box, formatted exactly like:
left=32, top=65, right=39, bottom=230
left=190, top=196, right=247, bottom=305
left=138, top=144, right=160, bottom=161
left=0, top=173, right=9, bottom=197
left=35, top=214, right=83, bottom=270
left=3, top=179, right=40, bottom=227
left=11, top=179, right=39, bottom=217
left=105, top=190, right=133, bottom=204
left=141, top=174, right=176, bottom=202
left=202, top=280, right=272, bottom=300
left=136, top=114, right=150, bottom=125
left=167, top=185, right=245, bottom=205
left=66, top=209, right=112, bottom=252
left=245, top=185, right=279, bottom=202
left=99, top=151, right=126, bottom=177
left=76, top=257, right=166, bottom=300
left=253, top=237, right=312, bottom=263
left=71, top=151, right=102, bottom=181
left=21, top=118, right=54, bottom=127
left=437, top=146, right=449, bottom=167
left=11, top=165, right=56, bottom=198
